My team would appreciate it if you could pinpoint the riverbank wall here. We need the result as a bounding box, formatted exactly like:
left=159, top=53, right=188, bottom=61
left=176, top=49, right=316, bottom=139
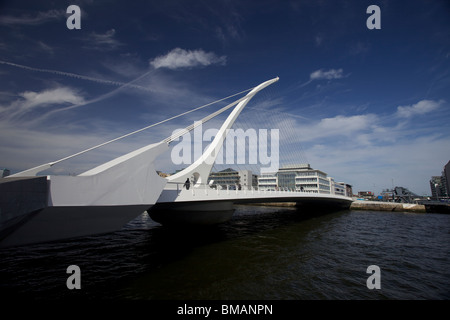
left=349, top=200, right=426, bottom=213
left=249, top=200, right=427, bottom=213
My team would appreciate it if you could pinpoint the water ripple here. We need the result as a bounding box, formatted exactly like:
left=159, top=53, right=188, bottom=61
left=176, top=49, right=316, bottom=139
left=1, top=208, right=449, bottom=300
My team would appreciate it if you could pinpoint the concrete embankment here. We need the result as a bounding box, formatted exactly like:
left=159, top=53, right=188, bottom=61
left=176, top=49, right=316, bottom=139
left=350, top=200, right=426, bottom=213
left=248, top=200, right=427, bottom=213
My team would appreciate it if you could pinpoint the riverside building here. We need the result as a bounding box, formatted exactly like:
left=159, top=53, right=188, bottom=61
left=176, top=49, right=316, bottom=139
left=429, top=160, right=450, bottom=200
left=257, top=164, right=351, bottom=196
left=208, top=168, right=258, bottom=190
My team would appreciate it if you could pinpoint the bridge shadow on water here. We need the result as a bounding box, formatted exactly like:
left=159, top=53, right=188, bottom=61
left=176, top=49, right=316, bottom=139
left=116, top=205, right=351, bottom=299
left=146, top=204, right=343, bottom=248
left=137, top=205, right=348, bottom=271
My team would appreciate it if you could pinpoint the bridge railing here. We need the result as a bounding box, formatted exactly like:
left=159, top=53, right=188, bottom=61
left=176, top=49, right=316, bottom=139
left=165, top=181, right=319, bottom=197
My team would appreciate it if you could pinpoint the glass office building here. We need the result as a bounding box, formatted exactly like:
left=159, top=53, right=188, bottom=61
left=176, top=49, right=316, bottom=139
left=208, top=168, right=258, bottom=190
left=258, top=164, right=350, bottom=195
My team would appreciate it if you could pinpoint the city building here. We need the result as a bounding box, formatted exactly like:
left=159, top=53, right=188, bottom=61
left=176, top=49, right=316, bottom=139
left=444, top=160, right=450, bottom=197
left=292, top=164, right=330, bottom=194
left=334, top=182, right=347, bottom=196
left=275, top=164, right=324, bottom=192
left=430, top=176, right=446, bottom=200
left=358, top=191, right=376, bottom=201
left=208, top=168, right=258, bottom=190
left=257, top=163, right=349, bottom=196
left=344, top=183, right=354, bottom=198
left=430, top=160, right=450, bottom=200
left=258, top=173, right=277, bottom=191
left=328, top=177, right=336, bottom=194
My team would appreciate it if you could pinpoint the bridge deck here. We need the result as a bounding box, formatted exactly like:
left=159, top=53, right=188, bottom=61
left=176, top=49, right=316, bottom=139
left=157, top=184, right=352, bottom=206
left=151, top=185, right=353, bottom=225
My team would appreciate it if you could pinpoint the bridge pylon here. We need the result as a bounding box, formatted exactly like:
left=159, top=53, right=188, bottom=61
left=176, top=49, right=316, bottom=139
left=167, top=77, right=279, bottom=187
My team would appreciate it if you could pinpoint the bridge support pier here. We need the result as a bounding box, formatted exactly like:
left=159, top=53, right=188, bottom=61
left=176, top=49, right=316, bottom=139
left=148, top=200, right=235, bottom=226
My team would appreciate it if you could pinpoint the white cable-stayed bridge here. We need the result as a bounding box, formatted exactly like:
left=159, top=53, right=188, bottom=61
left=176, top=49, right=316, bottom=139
left=0, top=77, right=352, bottom=247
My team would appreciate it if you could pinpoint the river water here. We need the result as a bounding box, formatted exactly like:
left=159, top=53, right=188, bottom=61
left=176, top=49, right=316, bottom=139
left=0, top=205, right=449, bottom=300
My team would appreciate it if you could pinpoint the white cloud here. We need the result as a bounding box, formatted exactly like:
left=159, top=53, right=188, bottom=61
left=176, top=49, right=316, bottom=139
left=150, top=48, right=227, bottom=70
left=288, top=114, right=378, bottom=143
left=306, top=135, right=450, bottom=196
left=310, top=68, right=345, bottom=80
left=0, top=9, right=64, bottom=26
left=349, top=42, right=370, bottom=55
left=215, top=23, right=244, bottom=43
left=317, top=114, right=374, bottom=134
left=101, top=55, right=144, bottom=78
left=85, top=29, right=123, bottom=51
left=264, top=102, right=448, bottom=196
left=396, top=99, right=444, bottom=118
left=0, top=87, right=85, bottom=121
left=315, top=35, right=323, bottom=46
left=19, top=87, right=85, bottom=109
left=37, top=41, right=54, bottom=55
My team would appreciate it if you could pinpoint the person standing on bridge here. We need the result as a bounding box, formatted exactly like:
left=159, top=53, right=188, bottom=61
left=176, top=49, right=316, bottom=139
left=184, top=178, right=190, bottom=190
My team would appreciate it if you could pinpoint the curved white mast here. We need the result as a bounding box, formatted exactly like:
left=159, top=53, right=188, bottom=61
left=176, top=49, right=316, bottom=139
left=168, top=77, right=279, bottom=186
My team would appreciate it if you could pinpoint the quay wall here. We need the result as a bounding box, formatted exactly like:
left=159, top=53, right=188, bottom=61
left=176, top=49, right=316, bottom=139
left=247, top=200, right=427, bottom=213
left=350, top=200, right=426, bottom=213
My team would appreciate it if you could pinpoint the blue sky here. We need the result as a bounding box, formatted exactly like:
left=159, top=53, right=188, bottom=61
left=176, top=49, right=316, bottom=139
left=0, top=0, right=449, bottom=196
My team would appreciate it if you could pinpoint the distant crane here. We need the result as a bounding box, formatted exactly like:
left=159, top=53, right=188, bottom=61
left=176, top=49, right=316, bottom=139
left=392, top=186, right=420, bottom=203
left=381, top=186, right=421, bottom=203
